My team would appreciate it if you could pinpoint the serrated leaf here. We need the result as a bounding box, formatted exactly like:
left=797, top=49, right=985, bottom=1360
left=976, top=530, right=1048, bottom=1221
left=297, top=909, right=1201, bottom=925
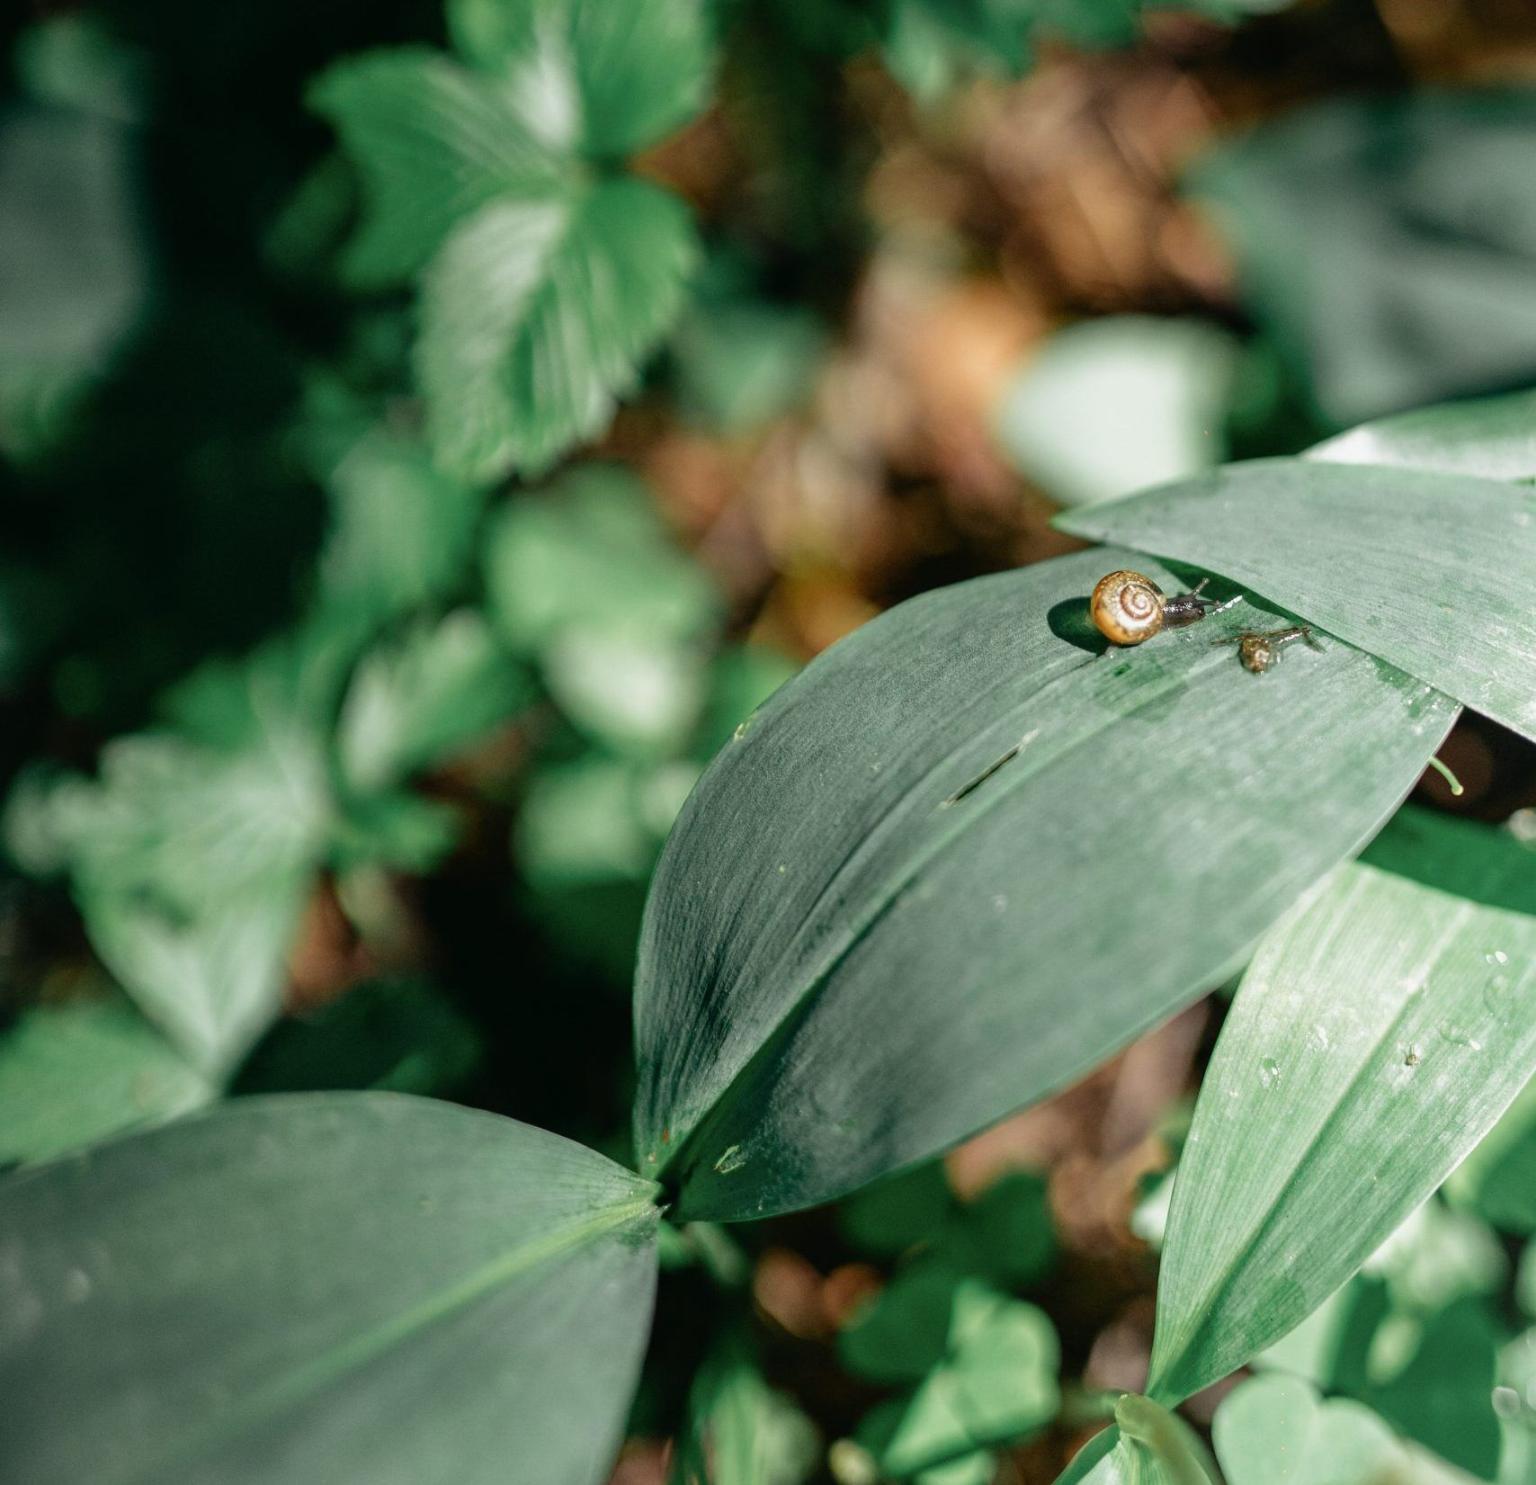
left=1056, top=458, right=1536, bottom=741
left=633, top=548, right=1457, bottom=1222
left=0, top=999, right=212, bottom=1166
left=337, top=610, right=531, bottom=793
left=319, top=428, right=491, bottom=624
left=418, top=176, right=698, bottom=481
left=447, top=0, right=711, bottom=158
left=309, top=49, right=563, bottom=287
left=1147, top=862, right=1536, bottom=1405
left=0, top=1094, right=660, bottom=1485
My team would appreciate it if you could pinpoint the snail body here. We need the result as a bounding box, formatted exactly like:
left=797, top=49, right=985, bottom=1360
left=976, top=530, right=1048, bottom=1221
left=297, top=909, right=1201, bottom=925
left=1090, top=569, right=1214, bottom=646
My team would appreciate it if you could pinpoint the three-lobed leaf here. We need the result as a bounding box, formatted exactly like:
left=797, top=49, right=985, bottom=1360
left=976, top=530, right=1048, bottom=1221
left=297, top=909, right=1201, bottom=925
left=634, top=546, right=1457, bottom=1222
left=417, top=177, right=698, bottom=481
left=0, top=1094, right=660, bottom=1485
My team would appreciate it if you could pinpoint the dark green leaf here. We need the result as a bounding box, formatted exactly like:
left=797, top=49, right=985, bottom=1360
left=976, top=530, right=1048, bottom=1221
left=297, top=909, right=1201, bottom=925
left=308, top=49, right=563, bottom=287
left=634, top=548, right=1456, bottom=1221
left=1147, top=863, right=1536, bottom=1404
left=0, top=1094, right=660, bottom=1485
left=447, top=0, right=711, bottom=158
left=417, top=177, right=698, bottom=481
left=1057, top=458, right=1536, bottom=742
left=0, top=999, right=211, bottom=1166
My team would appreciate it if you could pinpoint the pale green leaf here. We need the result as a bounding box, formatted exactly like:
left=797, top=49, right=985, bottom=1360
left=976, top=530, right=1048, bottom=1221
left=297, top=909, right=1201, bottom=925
left=418, top=177, right=698, bottom=481
left=309, top=49, right=563, bottom=287
left=447, top=0, right=711, bottom=158
left=995, top=316, right=1241, bottom=508
left=0, top=1094, right=659, bottom=1485
left=1056, top=458, right=1536, bottom=741
left=0, top=1000, right=212, bottom=1166
left=1212, top=1374, right=1413, bottom=1485
left=1062, top=1397, right=1219, bottom=1485
left=1308, top=389, right=1536, bottom=483
left=634, top=548, right=1457, bottom=1222
left=1148, top=862, right=1536, bottom=1404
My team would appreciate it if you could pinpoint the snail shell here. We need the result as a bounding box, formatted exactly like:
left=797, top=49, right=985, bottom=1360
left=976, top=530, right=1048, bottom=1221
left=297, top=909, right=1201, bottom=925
left=1091, top=570, right=1165, bottom=646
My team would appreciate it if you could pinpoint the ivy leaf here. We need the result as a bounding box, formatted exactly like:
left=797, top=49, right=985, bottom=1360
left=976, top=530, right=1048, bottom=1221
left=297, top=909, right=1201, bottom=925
left=0, top=1094, right=660, bottom=1485
left=447, top=0, right=711, bottom=158
left=308, top=49, right=563, bottom=287
left=417, top=176, right=699, bottom=481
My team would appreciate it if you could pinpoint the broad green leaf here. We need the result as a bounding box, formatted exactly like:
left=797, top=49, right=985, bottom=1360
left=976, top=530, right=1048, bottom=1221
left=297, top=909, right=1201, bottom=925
left=417, top=176, right=698, bottom=481
left=1057, top=458, right=1536, bottom=741
left=0, top=1094, right=660, bottom=1485
left=308, top=49, right=562, bottom=287
left=633, top=547, right=1457, bottom=1221
left=1308, top=389, right=1536, bottom=483
left=1189, top=90, right=1536, bottom=425
left=0, top=999, right=211, bottom=1166
left=1212, top=1374, right=1412, bottom=1485
left=337, top=611, right=531, bottom=793
left=673, top=1334, right=819, bottom=1485
left=1148, top=862, right=1536, bottom=1405
left=995, top=316, right=1241, bottom=508
left=447, top=0, right=711, bottom=159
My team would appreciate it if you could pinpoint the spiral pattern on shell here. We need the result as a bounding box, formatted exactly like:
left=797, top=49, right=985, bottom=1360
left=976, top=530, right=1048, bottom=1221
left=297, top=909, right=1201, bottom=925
left=1091, top=570, right=1165, bottom=646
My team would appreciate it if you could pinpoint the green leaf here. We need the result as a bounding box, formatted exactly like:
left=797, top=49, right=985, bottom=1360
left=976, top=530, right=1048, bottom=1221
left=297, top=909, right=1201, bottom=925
left=417, top=176, right=699, bottom=481
left=0, top=1093, right=660, bottom=1485
left=839, top=1160, right=953, bottom=1258
left=995, top=316, right=1241, bottom=509
left=308, top=49, right=563, bottom=287
left=1056, top=458, right=1536, bottom=742
left=447, top=0, right=711, bottom=158
left=337, top=611, right=531, bottom=793
left=1363, top=1299, right=1503, bottom=1479
left=858, top=1281, right=1059, bottom=1476
left=1061, top=1397, right=1219, bottom=1485
left=633, top=548, right=1457, bottom=1221
left=673, top=1333, right=819, bottom=1485
left=1188, top=90, right=1536, bottom=425
left=1308, top=389, right=1536, bottom=483
left=1147, top=862, right=1536, bottom=1405
left=842, top=1262, right=967, bottom=1385
left=318, top=428, right=491, bottom=625
left=1212, top=1374, right=1413, bottom=1485
left=231, top=979, right=482, bottom=1099
left=0, top=999, right=211, bottom=1166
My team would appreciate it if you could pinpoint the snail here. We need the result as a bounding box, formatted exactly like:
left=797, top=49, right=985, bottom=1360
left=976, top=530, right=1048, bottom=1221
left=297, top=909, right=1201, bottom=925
left=1227, top=625, right=1321, bottom=673
left=1090, top=570, right=1218, bottom=646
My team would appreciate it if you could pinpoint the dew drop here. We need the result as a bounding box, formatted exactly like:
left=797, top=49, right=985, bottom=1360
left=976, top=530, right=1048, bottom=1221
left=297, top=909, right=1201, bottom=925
left=1486, top=950, right=1510, bottom=966
left=1259, top=1057, right=1281, bottom=1089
